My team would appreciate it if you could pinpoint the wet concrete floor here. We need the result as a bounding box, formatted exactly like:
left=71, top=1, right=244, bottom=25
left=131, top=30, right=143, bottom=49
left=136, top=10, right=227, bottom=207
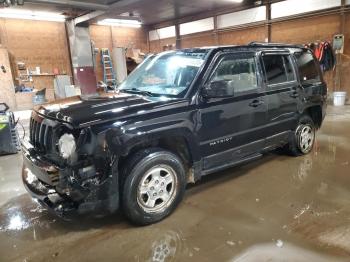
left=1, top=106, right=350, bottom=261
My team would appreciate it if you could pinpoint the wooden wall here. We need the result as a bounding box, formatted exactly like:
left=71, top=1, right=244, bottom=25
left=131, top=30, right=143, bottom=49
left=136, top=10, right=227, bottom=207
left=342, top=13, right=350, bottom=93
left=0, top=18, right=72, bottom=91
left=148, top=13, right=350, bottom=93
left=0, top=48, right=16, bottom=109
left=271, top=14, right=340, bottom=91
left=149, top=37, right=176, bottom=53
left=181, top=32, right=216, bottom=48
left=218, top=26, right=266, bottom=45
left=0, top=19, right=148, bottom=109
left=89, top=24, right=148, bottom=82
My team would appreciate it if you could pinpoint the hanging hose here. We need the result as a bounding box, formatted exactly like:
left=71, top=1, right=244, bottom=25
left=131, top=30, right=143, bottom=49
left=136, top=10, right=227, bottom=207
left=16, top=118, right=26, bottom=140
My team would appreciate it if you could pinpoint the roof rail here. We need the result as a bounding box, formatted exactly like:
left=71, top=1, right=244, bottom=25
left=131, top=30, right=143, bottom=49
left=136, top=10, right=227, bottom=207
left=248, top=42, right=303, bottom=48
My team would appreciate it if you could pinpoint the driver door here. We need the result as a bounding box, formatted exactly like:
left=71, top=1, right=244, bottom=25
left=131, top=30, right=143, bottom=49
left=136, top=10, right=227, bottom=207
left=198, top=52, right=268, bottom=171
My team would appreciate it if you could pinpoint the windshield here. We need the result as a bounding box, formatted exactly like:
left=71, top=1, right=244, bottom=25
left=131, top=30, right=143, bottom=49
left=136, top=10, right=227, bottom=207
left=119, top=50, right=208, bottom=97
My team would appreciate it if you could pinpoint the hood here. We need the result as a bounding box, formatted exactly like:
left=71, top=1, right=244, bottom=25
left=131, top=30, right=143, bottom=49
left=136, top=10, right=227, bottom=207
left=35, top=93, right=186, bottom=128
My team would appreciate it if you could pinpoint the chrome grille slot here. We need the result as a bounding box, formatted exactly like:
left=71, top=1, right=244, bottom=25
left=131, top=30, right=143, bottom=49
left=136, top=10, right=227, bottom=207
left=39, top=124, right=46, bottom=146
left=30, top=116, right=54, bottom=152
left=45, top=126, right=53, bottom=151
left=33, top=120, right=39, bottom=146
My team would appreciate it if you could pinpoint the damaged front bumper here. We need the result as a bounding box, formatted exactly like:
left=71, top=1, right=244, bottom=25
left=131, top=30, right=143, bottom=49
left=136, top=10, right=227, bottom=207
left=21, top=140, right=119, bottom=218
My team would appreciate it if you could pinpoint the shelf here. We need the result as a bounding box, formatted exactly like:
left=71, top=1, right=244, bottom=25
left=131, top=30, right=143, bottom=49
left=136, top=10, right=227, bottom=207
left=20, top=74, right=56, bottom=77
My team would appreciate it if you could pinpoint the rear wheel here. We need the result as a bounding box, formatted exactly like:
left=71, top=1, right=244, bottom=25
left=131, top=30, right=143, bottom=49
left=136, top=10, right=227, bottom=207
left=286, top=115, right=316, bottom=156
left=121, top=148, right=186, bottom=225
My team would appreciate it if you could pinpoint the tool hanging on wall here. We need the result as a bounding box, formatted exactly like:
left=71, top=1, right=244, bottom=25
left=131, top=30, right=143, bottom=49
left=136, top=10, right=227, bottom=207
left=305, top=41, right=336, bottom=72
left=101, top=48, right=117, bottom=91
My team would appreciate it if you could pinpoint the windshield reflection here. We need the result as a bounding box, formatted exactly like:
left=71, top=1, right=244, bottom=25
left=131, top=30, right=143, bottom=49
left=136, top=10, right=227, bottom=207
left=119, top=50, right=208, bottom=97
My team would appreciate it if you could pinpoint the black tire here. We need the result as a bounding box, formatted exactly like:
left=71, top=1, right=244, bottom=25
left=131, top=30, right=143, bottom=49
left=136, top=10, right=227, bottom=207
left=121, top=148, right=186, bottom=225
left=285, top=115, right=316, bottom=156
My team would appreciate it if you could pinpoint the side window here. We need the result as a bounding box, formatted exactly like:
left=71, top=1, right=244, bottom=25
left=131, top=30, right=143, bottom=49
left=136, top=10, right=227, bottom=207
left=210, top=53, right=258, bottom=95
left=262, top=54, right=295, bottom=86
left=295, top=51, right=321, bottom=83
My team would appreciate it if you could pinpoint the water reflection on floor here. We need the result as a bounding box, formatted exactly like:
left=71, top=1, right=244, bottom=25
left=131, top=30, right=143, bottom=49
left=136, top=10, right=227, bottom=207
left=1, top=106, right=350, bottom=261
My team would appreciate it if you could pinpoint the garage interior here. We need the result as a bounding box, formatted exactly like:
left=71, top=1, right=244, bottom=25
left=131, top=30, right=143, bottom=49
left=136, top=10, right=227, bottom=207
left=1, top=0, right=350, bottom=261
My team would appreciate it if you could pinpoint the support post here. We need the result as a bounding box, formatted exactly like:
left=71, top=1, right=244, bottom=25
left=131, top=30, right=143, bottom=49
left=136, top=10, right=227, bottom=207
left=265, top=1, right=271, bottom=43
left=175, top=24, right=181, bottom=49
left=214, top=15, right=219, bottom=45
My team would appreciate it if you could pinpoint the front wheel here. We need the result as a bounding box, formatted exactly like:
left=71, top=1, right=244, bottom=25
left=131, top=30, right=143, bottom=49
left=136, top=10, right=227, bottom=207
left=121, top=148, right=186, bottom=225
left=286, top=115, right=316, bottom=156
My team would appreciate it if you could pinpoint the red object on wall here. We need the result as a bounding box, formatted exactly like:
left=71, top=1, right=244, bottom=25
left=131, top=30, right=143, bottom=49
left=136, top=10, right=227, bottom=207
left=75, top=66, right=97, bottom=95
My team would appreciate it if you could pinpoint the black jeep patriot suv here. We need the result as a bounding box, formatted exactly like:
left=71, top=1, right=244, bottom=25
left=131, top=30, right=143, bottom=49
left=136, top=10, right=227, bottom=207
left=22, top=43, right=327, bottom=225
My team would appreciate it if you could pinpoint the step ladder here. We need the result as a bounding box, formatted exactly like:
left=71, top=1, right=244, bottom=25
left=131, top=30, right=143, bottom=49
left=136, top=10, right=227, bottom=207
left=101, top=48, right=117, bottom=90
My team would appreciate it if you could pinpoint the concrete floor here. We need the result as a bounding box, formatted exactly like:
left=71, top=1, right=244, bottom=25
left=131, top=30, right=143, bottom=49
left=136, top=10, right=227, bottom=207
left=1, top=106, right=350, bottom=262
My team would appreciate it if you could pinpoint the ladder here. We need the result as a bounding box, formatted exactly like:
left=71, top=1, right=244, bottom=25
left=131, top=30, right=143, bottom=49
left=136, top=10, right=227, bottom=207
left=101, top=48, right=117, bottom=90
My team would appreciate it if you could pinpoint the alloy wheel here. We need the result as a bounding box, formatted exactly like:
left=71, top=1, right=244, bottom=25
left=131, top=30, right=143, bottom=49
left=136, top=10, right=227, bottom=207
left=137, top=165, right=178, bottom=213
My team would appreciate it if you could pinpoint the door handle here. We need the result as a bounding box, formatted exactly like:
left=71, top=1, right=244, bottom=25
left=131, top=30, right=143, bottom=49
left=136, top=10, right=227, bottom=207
left=249, top=99, right=264, bottom=107
left=290, top=91, right=299, bottom=98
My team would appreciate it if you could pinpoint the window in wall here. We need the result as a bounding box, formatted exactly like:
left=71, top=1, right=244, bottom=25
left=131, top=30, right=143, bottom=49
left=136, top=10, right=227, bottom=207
left=210, top=53, right=258, bottom=95
left=294, top=51, right=320, bottom=83
left=262, top=54, right=295, bottom=86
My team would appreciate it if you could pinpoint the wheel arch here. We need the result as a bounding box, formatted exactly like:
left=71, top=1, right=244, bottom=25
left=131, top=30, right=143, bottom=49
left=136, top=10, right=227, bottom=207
left=302, top=105, right=323, bottom=129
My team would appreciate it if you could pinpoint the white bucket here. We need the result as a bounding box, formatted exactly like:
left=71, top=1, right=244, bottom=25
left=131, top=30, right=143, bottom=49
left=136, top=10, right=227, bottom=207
left=333, top=91, right=347, bottom=106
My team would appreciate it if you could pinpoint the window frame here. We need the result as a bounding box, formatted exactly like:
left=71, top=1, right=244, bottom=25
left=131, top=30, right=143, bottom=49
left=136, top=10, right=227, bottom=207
left=205, top=51, right=261, bottom=97
left=260, top=52, right=298, bottom=90
left=293, top=50, right=322, bottom=85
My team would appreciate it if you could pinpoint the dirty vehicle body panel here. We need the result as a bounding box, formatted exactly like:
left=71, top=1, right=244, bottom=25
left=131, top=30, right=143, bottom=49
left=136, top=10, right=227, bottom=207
left=22, top=44, right=327, bottom=217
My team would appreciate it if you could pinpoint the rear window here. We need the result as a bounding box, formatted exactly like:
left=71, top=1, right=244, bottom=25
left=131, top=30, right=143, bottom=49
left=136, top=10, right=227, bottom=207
left=262, top=54, right=295, bottom=86
left=294, top=51, right=321, bottom=83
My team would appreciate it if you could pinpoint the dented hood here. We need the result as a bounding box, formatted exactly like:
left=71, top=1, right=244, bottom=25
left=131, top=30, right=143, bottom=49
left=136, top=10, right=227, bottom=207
left=34, top=93, right=183, bottom=128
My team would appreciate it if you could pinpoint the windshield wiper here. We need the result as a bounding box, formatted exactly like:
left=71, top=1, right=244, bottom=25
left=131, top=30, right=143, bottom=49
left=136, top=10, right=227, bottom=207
left=119, top=88, right=156, bottom=97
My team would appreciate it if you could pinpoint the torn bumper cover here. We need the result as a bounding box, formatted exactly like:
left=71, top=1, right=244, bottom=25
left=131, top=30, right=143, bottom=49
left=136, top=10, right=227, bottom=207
left=21, top=141, right=119, bottom=218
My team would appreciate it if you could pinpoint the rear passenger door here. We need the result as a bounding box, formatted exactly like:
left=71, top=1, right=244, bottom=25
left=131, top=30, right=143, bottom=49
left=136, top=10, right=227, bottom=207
left=261, top=52, right=299, bottom=142
left=294, top=50, right=326, bottom=100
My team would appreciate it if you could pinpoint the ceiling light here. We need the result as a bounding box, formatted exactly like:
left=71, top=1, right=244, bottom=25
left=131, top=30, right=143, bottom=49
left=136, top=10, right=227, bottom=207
left=97, top=18, right=142, bottom=28
left=0, top=9, right=65, bottom=22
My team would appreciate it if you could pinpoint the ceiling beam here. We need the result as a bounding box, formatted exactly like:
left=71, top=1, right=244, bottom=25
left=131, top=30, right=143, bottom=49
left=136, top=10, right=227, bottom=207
left=76, top=0, right=144, bottom=25
left=26, top=0, right=109, bottom=11
left=74, top=10, right=105, bottom=25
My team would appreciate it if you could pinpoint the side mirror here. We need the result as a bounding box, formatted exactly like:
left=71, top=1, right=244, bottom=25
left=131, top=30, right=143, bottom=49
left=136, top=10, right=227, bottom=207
left=202, top=80, right=234, bottom=98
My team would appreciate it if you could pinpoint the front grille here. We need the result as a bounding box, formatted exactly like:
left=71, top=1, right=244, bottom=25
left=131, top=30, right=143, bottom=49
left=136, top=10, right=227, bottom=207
left=29, top=116, right=53, bottom=152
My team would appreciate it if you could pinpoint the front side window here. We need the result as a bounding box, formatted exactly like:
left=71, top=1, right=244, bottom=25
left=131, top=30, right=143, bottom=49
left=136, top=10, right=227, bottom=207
left=209, top=52, right=258, bottom=96
left=295, top=51, right=321, bottom=83
left=119, top=50, right=208, bottom=97
left=262, top=54, right=295, bottom=86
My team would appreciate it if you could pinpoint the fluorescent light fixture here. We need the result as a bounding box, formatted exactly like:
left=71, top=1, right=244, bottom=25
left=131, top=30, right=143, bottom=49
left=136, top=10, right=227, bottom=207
left=97, top=18, right=142, bottom=28
left=0, top=9, right=65, bottom=22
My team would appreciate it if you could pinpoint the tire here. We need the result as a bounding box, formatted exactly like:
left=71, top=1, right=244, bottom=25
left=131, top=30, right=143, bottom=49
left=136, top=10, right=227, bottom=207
left=121, top=148, right=186, bottom=225
left=285, top=115, right=316, bottom=156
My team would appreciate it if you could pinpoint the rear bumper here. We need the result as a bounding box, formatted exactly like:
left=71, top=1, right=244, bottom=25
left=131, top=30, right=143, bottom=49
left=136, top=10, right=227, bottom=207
left=21, top=140, right=119, bottom=218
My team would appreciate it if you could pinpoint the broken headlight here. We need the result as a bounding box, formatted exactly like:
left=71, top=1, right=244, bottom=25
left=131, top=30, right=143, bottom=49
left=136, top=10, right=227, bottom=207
left=58, top=133, right=76, bottom=159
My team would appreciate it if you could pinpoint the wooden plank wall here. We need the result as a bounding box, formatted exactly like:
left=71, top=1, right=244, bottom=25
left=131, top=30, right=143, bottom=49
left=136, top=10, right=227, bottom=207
left=149, top=37, right=176, bottom=53
left=342, top=13, right=350, bottom=93
left=181, top=32, right=216, bottom=48
left=0, top=48, right=16, bottom=109
left=149, top=13, right=350, bottom=94
left=89, top=25, right=148, bottom=82
left=0, top=19, right=148, bottom=109
left=218, top=26, right=266, bottom=45
left=0, top=18, right=72, bottom=93
left=271, top=14, right=341, bottom=91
